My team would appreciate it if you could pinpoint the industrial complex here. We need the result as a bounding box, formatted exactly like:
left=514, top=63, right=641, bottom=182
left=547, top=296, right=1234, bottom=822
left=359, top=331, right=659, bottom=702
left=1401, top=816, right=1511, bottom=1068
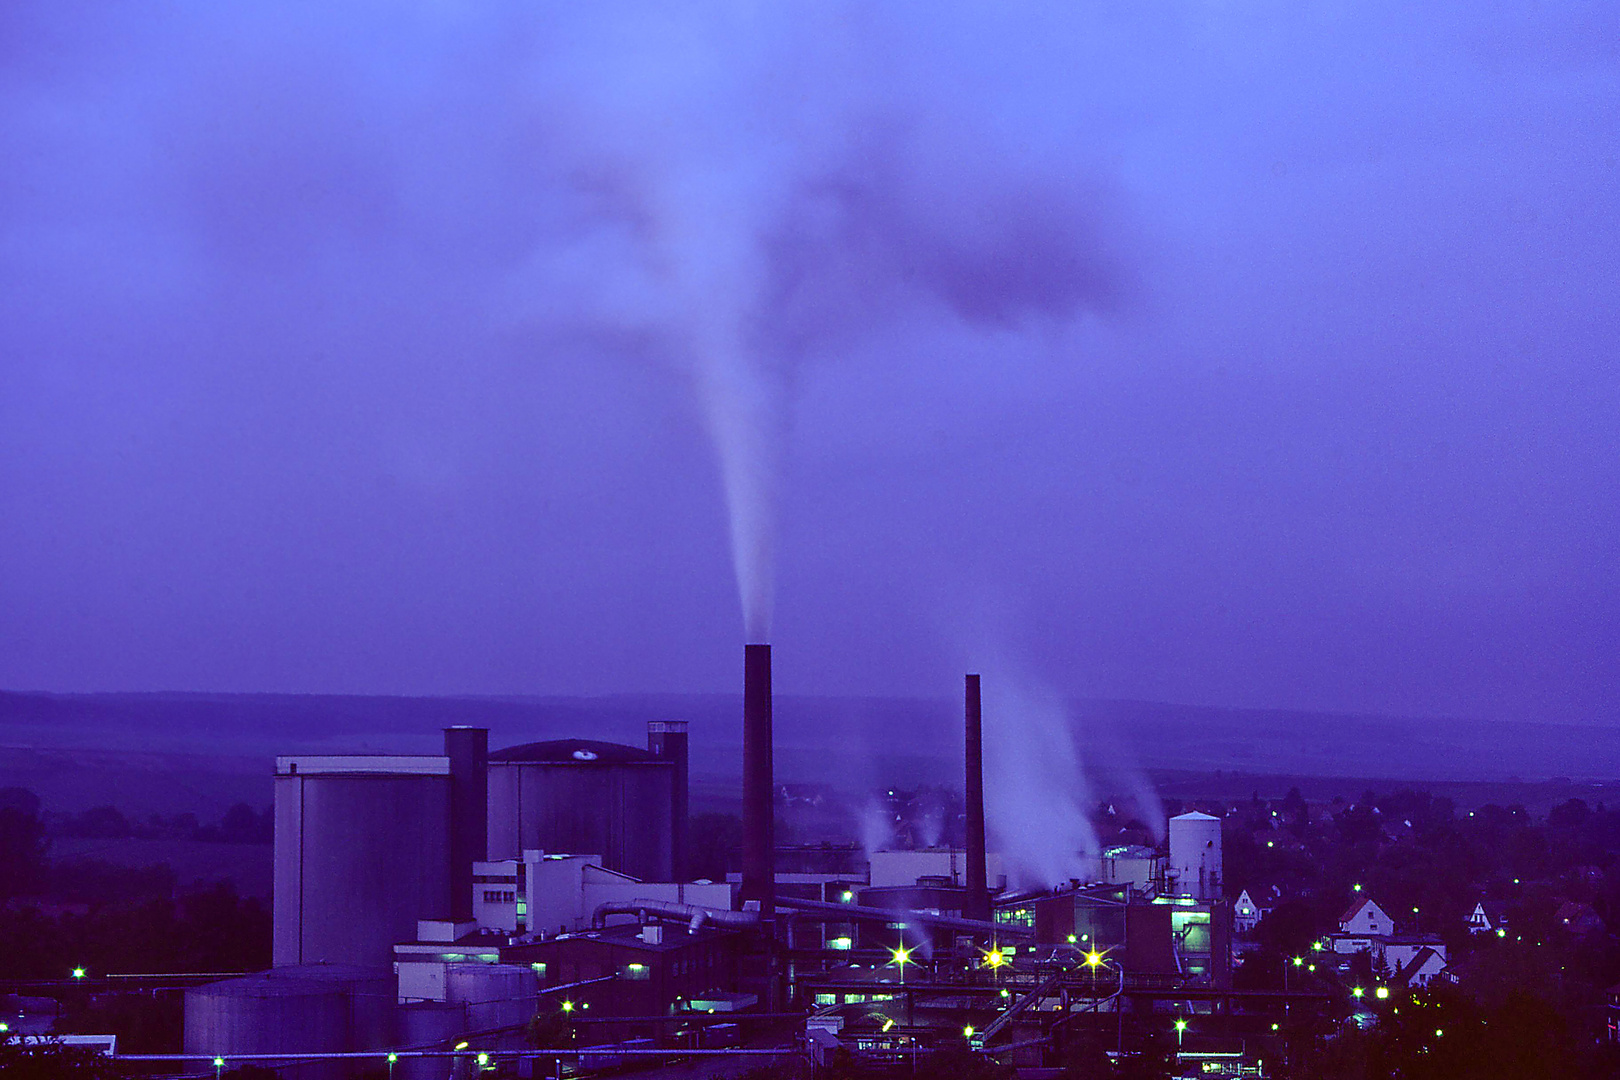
left=176, top=649, right=1305, bottom=1077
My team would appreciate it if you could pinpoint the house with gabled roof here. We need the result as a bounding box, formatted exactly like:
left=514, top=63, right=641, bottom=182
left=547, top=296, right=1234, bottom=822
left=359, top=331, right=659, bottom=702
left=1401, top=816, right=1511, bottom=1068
left=1340, top=897, right=1393, bottom=936
left=1467, top=900, right=1508, bottom=936
left=1233, top=889, right=1264, bottom=934
left=1394, top=946, right=1449, bottom=988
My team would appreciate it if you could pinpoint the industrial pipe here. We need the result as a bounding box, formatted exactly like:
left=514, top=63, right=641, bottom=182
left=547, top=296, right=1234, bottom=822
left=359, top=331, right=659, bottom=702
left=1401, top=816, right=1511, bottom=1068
left=591, top=900, right=761, bottom=934
left=772, top=895, right=1030, bottom=938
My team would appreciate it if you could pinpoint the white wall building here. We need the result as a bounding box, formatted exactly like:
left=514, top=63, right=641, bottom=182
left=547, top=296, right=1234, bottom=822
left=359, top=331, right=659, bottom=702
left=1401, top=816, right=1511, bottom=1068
left=867, top=849, right=1006, bottom=890
left=472, top=850, right=734, bottom=936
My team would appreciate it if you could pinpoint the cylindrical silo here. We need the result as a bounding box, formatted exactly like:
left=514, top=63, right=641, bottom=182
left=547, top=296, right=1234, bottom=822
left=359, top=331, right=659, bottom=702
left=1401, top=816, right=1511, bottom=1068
left=274, top=755, right=452, bottom=969
left=1167, top=811, right=1223, bottom=900
left=486, top=740, right=674, bottom=881
left=184, top=965, right=393, bottom=1080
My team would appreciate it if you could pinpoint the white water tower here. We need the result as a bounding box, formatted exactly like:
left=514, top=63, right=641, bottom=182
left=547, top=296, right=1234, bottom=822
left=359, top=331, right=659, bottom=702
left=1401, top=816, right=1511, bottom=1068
left=1168, top=811, right=1223, bottom=900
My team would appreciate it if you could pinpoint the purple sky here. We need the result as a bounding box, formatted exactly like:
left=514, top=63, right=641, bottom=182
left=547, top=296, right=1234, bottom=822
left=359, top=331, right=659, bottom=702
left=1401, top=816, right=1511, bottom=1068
left=0, top=2, right=1615, bottom=723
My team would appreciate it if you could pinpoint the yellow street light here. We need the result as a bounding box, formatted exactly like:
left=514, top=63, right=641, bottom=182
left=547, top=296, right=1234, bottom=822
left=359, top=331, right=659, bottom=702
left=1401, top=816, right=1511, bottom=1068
left=890, top=944, right=914, bottom=985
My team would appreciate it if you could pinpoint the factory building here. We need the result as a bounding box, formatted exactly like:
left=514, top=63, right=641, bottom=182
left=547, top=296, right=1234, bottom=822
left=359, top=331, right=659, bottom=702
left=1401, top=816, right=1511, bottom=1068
left=470, top=849, right=732, bottom=936
left=486, top=730, right=685, bottom=882
left=502, top=921, right=745, bottom=1023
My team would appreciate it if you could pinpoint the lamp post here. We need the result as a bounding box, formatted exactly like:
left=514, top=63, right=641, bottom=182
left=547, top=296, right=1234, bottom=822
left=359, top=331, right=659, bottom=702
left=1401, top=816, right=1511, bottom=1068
left=982, top=944, right=1007, bottom=984
left=1079, top=950, right=1126, bottom=1056
left=890, top=944, right=913, bottom=986
left=1175, top=1017, right=1187, bottom=1052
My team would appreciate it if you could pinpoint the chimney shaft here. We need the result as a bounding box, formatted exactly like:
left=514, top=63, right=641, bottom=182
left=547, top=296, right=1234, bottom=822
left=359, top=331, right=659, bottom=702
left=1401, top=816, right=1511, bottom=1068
left=741, top=643, right=774, bottom=916
left=964, top=674, right=989, bottom=922
left=444, top=726, right=488, bottom=923
left=648, top=720, right=690, bottom=881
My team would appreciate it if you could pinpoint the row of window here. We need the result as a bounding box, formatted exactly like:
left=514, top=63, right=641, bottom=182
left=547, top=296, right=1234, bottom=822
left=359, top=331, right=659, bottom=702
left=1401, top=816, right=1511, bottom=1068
left=482, top=889, right=517, bottom=903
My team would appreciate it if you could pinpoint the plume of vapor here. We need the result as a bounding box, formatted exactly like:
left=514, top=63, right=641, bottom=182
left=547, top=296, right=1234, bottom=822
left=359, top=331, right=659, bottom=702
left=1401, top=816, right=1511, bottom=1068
left=859, top=796, right=895, bottom=857
left=510, top=4, right=1128, bottom=641
left=982, top=672, right=1100, bottom=888
left=0, top=3, right=1130, bottom=647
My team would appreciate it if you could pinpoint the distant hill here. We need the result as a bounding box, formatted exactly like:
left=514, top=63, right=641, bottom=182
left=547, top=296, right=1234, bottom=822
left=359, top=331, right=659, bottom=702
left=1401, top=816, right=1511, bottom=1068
left=3, top=689, right=1617, bottom=815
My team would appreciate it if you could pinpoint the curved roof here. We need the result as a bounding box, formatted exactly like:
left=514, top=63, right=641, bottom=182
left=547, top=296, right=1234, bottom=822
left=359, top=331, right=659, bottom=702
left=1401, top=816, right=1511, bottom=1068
left=490, top=738, right=663, bottom=765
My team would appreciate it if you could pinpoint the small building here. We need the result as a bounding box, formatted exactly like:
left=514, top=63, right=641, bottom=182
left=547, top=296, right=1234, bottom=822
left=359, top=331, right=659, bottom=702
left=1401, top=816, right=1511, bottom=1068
left=1233, top=889, right=1264, bottom=934
left=1339, top=898, right=1394, bottom=937
left=1381, top=935, right=1447, bottom=975
left=1394, top=947, right=1448, bottom=988
left=1467, top=901, right=1508, bottom=936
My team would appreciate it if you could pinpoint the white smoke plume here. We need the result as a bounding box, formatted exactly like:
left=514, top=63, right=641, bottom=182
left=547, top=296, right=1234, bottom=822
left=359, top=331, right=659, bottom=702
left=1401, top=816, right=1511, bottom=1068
left=0, top=4, right=1130, bottom=652
left=859, top=796, right=896, bottom=857
left=982, top=671, right=1100, bottom=888
left=508, top=5, right=1128, bottom=642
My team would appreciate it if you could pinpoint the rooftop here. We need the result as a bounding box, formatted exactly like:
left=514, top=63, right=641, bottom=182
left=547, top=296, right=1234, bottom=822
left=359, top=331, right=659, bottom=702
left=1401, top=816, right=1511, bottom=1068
left=490, top=739, right=664, bottom=765
left=274, top=755, right=449, bottom=777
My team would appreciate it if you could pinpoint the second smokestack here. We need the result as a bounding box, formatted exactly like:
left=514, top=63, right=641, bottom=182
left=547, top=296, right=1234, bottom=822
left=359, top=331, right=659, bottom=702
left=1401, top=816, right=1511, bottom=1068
left=964, top=674, right=989, bottom=922
left=741, top=643, right=774, bottom=917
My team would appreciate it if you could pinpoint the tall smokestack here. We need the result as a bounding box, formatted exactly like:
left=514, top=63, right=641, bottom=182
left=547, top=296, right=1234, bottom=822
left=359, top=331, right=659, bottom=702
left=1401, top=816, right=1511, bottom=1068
left=741, top=643, right=774, bottom=916
left=964, top=674, right=989, bottom=922
left=648, top=720, right=690, bottom=881
left=444, top=726, right=488, bottom=924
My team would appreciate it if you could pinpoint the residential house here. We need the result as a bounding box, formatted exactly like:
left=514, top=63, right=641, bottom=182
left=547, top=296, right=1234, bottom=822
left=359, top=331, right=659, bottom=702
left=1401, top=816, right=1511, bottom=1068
left=1234, top=889, right=1264, bottom=935
left=1467, top=901, right=1508, bottom=937
left=1394, top=947, right=1449, bottom=989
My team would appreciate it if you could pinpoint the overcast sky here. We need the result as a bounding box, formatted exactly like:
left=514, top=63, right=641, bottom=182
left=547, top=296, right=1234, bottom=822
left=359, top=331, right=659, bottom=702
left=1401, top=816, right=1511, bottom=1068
left=0, top=2, right=1614, bottom=722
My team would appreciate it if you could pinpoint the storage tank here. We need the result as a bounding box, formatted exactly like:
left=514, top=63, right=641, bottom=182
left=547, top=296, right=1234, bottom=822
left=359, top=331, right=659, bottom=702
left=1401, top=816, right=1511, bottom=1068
left=1168, top=811, right=1223, bottom=900
left=184, top=965, right=393, bottom=1080
left=487, top=738, right=675, bottom=881
left=274, top=755, right=452, bottom=968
